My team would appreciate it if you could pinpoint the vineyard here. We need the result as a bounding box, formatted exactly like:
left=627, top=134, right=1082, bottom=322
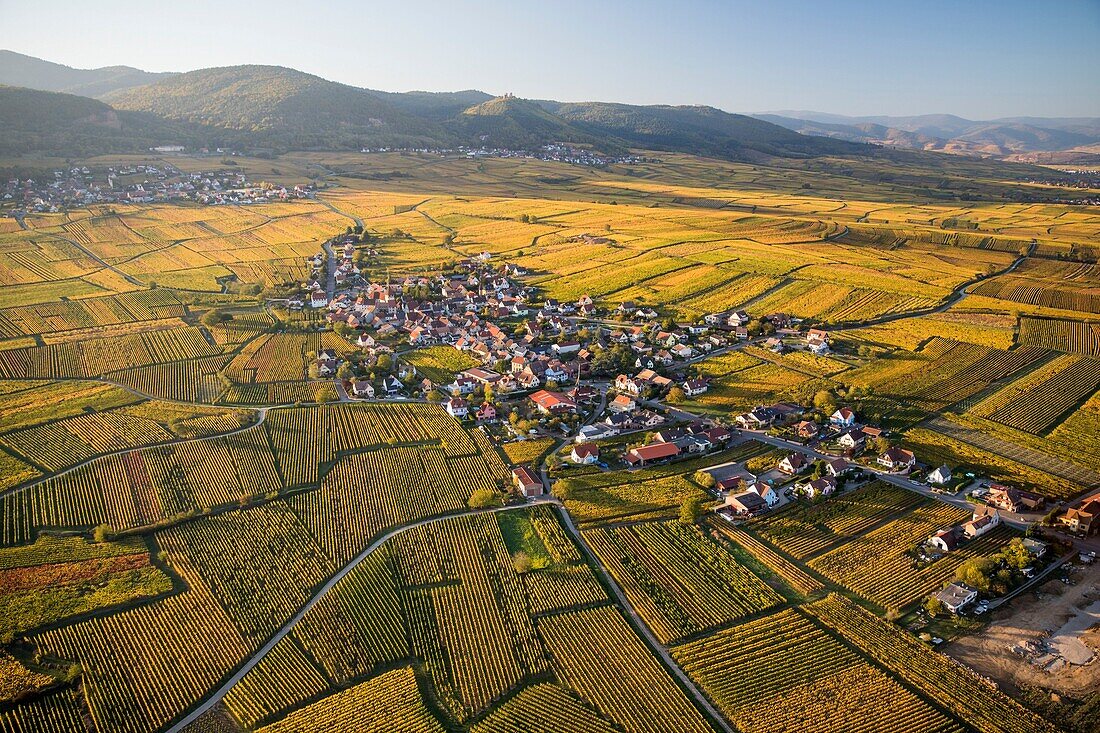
left=254, top=667, right=444, bottom=733
left=806, top=503, right=976, bottom=611
left=807, top=594, right=1062, bottom=733
left=971, top=354, right=1100, bottom=434
left=1018, top=316, right=1100, bottom=356
left=672, top=607, right=964, bottom=733
left=584, top=520, right=782, bottom=643
left=538, top=606, right=713, bottom=733
left=751, top=482, right=929, bottom=560
left=704, top=520, right=824, bottom=596
left=402, top=345, right=481, bottom=384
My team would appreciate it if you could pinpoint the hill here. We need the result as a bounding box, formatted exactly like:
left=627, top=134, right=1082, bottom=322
left=0, top=49, right=174, bottom=98
left=106, top=65, right=445, bottom=149
left=454, top=95, right=614, bottom=151
left=552, top=102, right=863, bottom=159
left=0, top=85, right=199, bottom=157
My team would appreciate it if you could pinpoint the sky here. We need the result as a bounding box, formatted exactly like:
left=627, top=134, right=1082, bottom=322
left=1, top=0, right=1098, bottom=119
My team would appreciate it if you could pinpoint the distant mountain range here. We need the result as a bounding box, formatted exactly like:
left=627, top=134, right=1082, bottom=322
left=755, top=111, right=1100, bottom=162
left=0, top=50, right=1092, bottom=167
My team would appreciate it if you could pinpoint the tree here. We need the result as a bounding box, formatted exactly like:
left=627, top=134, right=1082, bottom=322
left=924, top=596, right=945, bottom=618
left=667, top=386, right=687, bottom=404
left=201, top=308, right=232, bottom=328
left=426, top=389, right=444, bottom=402
left=694, top=470, right=716, bottom=490
left=468, top=488, right=499, bottom=509
left=679, top=496, right=704, bottom=525
left=315, top=384, right=339, bottom=403
left=813, top=389, right=836, bottom=412
left=512, top=551, right=533, bottom=574
left=333, top=321, right=352, bottom=338
left=337, top=363, right=355, bottom=380
left=93, top=524, right=114, bottom=543
left=1000, top=538, right=1031, bottom=571
left=956, top=557, right=995, bottom=592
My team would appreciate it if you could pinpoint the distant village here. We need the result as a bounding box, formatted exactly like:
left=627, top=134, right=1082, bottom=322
left=359, top=143, right=653, bottom=167
left=3, top=164, right=314, bottom=213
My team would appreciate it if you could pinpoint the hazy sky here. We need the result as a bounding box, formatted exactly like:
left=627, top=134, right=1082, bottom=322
left=1, top=0, right=1097, bottom=119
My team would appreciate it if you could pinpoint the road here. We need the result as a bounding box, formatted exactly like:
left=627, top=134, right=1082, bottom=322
left=829, top=242, right=1033, bottom=332
left=533, top=388, right=734, bottom=733
left=321, top=238, right=337, bottom=301
left=548, top=501, right=735, bottom=733
left=164, top=499, right=556, bottom=733
left=0, top=406, right=269, bottom=501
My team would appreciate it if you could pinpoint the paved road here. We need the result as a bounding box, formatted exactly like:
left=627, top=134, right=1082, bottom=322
left=548, top=501, right=735, bottom=733
left=0, top=406, right=270, bottom=500
left=164, top=499, right=556, bottom=733
left=321, top=238, right=337, bottom=301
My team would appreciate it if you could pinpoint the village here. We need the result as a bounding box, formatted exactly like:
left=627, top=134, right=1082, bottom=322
left=288, top=228, right=1100, bottom=620
left=2, top=163, right=314, bottom=213
left=358, top=142, right=652, bottom=167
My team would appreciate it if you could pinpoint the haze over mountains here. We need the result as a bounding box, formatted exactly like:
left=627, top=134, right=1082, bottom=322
left=1, top=49, right=1096, bottom=164
left=758, top=111, right=1100, bottom=163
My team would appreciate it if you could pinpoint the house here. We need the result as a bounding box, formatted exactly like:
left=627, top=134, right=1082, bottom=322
left=799, top=476, right=836, bottom=499
left=703, top=426, right=732, bottom=445
left=928, top=528, right=959, bottom=553
left=1060, top=492, right=1100, bottom=535
left=446, top=397, right=469, bottom=418
left=683, top=378, right=708, bottom=396
left=1022, top=538, right=1049, bottom=558
left=614, top=374, right=643, bottom=396
left=476, top=402, right=497, bottom=421
left=830, top=407, right=856, bottom=428
left=512, top=467, right=543, bottom=498
left=310, top=291, right=328, bottom=308
left=826, top=458, right=853, bottom=477
left=383, top=375, right=404, bottom=394
left=716, top=476, right=745, bottom=494
left=529, top=389, right=577, bottom=415
left=836, top=428, right=865, bottom=451
left=796, top=420, right=819, bottom=439
left=721, top=491, right=767, bottom=517
left=962, top=505, right=1001, bottom=539
left=576, top=424, right=614, bottom=443
left=609, top=394, right=637, bottom=413
left=928, top=465, right=953, bottom=486
left=570, top=444, right=600, bottom=465
left=877, top=447, right=916, bottom=472
left=934, top=582, right=979, bottom=614
left=746, top=482, right=780, bottom=507
left=807, top=328, right=829, bottom=354
left=351, top=380, right=375, bottom=398
left=778, top=452, right=809, bottom=475
left=735, top=406, right=775, bottom=430
left=447, top=376, right=477, bottom=395
left=625, top=442, right=679, bottom=466
left=316, top=358, right=338, bottom=377
left=987, top=485, right=1045, bottom=513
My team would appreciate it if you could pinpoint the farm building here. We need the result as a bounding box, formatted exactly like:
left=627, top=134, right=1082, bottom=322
left=512, top=467, right=543, bottom=497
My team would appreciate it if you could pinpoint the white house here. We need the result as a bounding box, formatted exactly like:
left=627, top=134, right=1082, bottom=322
left=778, top=453, right=809, bottom=475
left=928, top=528, right=959, bottom=553
left=928, top=465, right=953, bottom=486
left=446, top=397, right=469, bottom=418
left=830, top=407, right=856, bottom=428
left=934, top=582, right=979, bottom=614
left=746, top=481, right=780, bottom=507
left=962, top=506, right=1001, bottom=538
left=683, top=378, right=708, bottom=396
left=570, top=444, right=600, bottom=465
left=351, top=380, right=375, bottom=398
left=877, top=447, right=916, bottom=472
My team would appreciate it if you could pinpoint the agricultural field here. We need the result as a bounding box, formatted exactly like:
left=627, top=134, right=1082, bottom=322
left=0, top=148, right=1095, bottom=733
left=673, top=607, right=965, bottom=733
left=584, top=520, right=782, bottom=643
left=402, top=344, right=481, bottom=384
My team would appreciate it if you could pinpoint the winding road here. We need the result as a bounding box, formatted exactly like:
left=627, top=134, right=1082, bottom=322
left=164, top=499, right=556, bottom=733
